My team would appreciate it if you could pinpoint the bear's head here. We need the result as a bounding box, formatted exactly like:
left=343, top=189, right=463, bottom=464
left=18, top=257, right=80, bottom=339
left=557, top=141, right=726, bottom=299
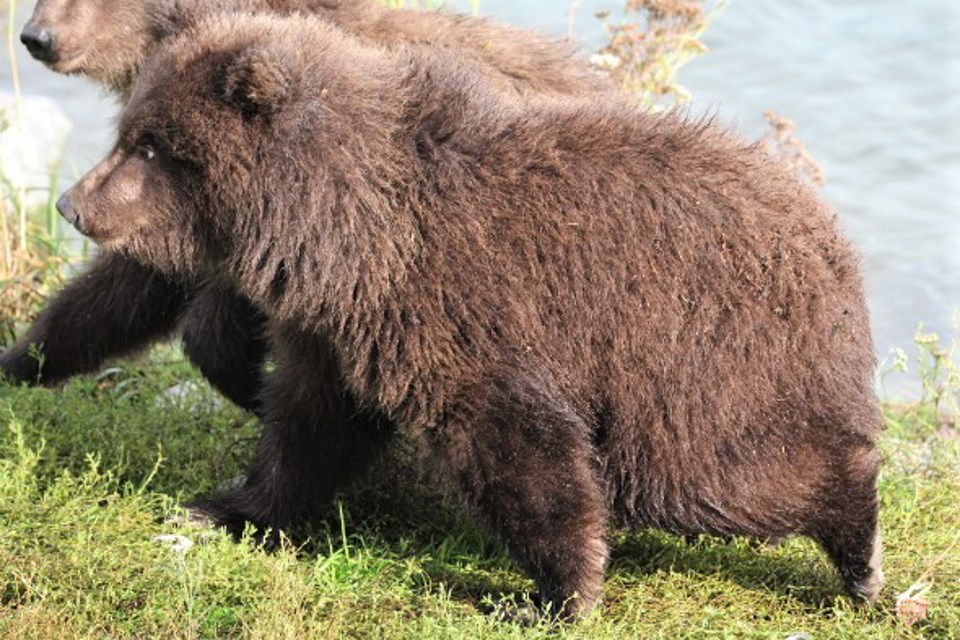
left=56, top=13, right=410, bottom=283
left=22, top=0, right=160, bottom=90
left=20, top=0, right=250, bottom=93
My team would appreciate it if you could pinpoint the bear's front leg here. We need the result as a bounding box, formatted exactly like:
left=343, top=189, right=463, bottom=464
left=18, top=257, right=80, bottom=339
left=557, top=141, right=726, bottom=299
left=1, top=252, right=190, bottom=385
left=421, top=365, right=609, bottom=619
left=186, top=326, right=393, bottom=538
left=179, top=278, right=269, bottom=415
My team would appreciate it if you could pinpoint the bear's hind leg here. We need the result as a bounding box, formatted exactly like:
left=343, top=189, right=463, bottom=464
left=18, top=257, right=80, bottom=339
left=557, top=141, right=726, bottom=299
left=806, top=443, right=884, bottom=603
left=424, top=367, right=609, bottom=619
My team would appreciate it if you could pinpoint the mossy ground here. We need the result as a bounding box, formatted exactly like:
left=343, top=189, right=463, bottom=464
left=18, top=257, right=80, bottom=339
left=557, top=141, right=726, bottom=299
left=0, top=347, right=957, bottom=639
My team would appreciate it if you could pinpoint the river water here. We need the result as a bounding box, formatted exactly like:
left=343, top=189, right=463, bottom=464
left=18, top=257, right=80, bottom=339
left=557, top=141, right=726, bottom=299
left=2, top=0, right=958, bottom=399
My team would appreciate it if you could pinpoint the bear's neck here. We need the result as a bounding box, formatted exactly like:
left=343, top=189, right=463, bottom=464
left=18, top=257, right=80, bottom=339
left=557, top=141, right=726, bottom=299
left=223, top=49, right=513, bottom=417
left=221, top=106, right=419, bottom=334
left=224, top=163, right=421, bottom=331
left=223, top=47, right=492, bottom=312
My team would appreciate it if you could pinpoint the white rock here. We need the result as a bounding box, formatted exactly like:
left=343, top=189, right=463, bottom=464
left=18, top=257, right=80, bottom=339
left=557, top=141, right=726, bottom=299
left=156, top=380, right=225, bottom=413
left=0, top=92, right=72, bottom=212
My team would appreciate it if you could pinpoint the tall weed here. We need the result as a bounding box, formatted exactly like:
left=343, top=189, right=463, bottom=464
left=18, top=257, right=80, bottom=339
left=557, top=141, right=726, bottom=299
left=1, top=0, right=72, bottom=343
left=593, top=0, right=724, bottom=111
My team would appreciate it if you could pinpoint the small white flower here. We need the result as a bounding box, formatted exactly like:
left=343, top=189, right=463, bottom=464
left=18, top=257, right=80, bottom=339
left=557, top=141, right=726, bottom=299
left=589, top=53, right=622, bottom=70
left=154, top=533, right=194, bottom=554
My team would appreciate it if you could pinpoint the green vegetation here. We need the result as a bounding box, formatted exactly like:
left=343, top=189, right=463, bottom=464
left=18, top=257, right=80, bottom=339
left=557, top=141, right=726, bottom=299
left=1, top=336, right=958, bottom=639
left=2, top=0, right=959, bottom=637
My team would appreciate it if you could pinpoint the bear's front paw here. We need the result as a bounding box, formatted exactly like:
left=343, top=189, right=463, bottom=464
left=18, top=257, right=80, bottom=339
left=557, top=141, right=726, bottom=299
left=0, top=343, right=42, bottom=385
left=178, top=488, right=287, bottom=549
left=178, top=496, right=254, bottom=539
left=165, top=504, right=222, bottom=530
left=486, top=594, right=543, bottom=627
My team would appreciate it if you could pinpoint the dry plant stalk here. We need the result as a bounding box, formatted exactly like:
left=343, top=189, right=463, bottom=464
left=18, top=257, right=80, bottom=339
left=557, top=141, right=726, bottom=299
left=2, top=8, right=69, bottom=344
left=0, top=216, right=66, bottom=346
left=1, top=174, right=67, bottom=346
left=763, top=110, right=826, bottom=187
left=593, top=0, right=715, bottom=110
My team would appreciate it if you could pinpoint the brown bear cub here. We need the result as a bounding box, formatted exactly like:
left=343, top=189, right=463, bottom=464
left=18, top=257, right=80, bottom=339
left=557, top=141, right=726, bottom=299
left=5, top=0, right=610, bottom=413
left=56, top=12, right=884, bottom=618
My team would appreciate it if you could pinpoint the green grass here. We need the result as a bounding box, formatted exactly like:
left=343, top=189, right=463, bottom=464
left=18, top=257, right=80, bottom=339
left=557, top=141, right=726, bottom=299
left=0, top=345, right=958, bottom=639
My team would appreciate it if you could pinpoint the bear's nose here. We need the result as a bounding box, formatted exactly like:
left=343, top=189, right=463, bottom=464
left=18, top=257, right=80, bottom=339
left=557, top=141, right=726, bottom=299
left=20, top=24, right=57, bottom=62
left=56, top=193, right=83, bottom=233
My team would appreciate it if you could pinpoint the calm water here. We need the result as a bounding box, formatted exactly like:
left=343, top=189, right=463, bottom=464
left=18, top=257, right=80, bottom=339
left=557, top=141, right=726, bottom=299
left=2, top=0, right=958, bottom=398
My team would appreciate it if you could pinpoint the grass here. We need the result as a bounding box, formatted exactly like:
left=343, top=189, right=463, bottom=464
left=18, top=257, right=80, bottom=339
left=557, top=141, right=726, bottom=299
left=0, top=338, right=958, bottom=639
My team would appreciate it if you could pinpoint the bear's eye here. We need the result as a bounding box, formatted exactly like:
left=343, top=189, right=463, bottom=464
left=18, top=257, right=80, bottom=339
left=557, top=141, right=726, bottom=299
left=133, top=133, right=161, bottom=162
left=137, top=144, right=156, bottom=162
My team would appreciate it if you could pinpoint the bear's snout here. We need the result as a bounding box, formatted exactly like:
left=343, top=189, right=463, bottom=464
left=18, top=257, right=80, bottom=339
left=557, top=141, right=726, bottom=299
left=56, top=192, right=82, bottom=232
left=20, top=23, right=58, bottom=63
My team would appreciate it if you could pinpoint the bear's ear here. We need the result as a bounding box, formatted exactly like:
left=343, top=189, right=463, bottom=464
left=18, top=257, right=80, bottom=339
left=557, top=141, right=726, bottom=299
left=220, top=46, right=296, bottom=118
left=150, top=0, right=199, bottom=42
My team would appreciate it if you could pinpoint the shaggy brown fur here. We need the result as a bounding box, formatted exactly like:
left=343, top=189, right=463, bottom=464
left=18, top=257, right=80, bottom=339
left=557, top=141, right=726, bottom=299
left=0, top=257, right=267, bottom=412
left=5, top=0, right=609, bottom=409
left=21, top=0, right=610, bottom=97
left=57, top=14, right=884, bottom=617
